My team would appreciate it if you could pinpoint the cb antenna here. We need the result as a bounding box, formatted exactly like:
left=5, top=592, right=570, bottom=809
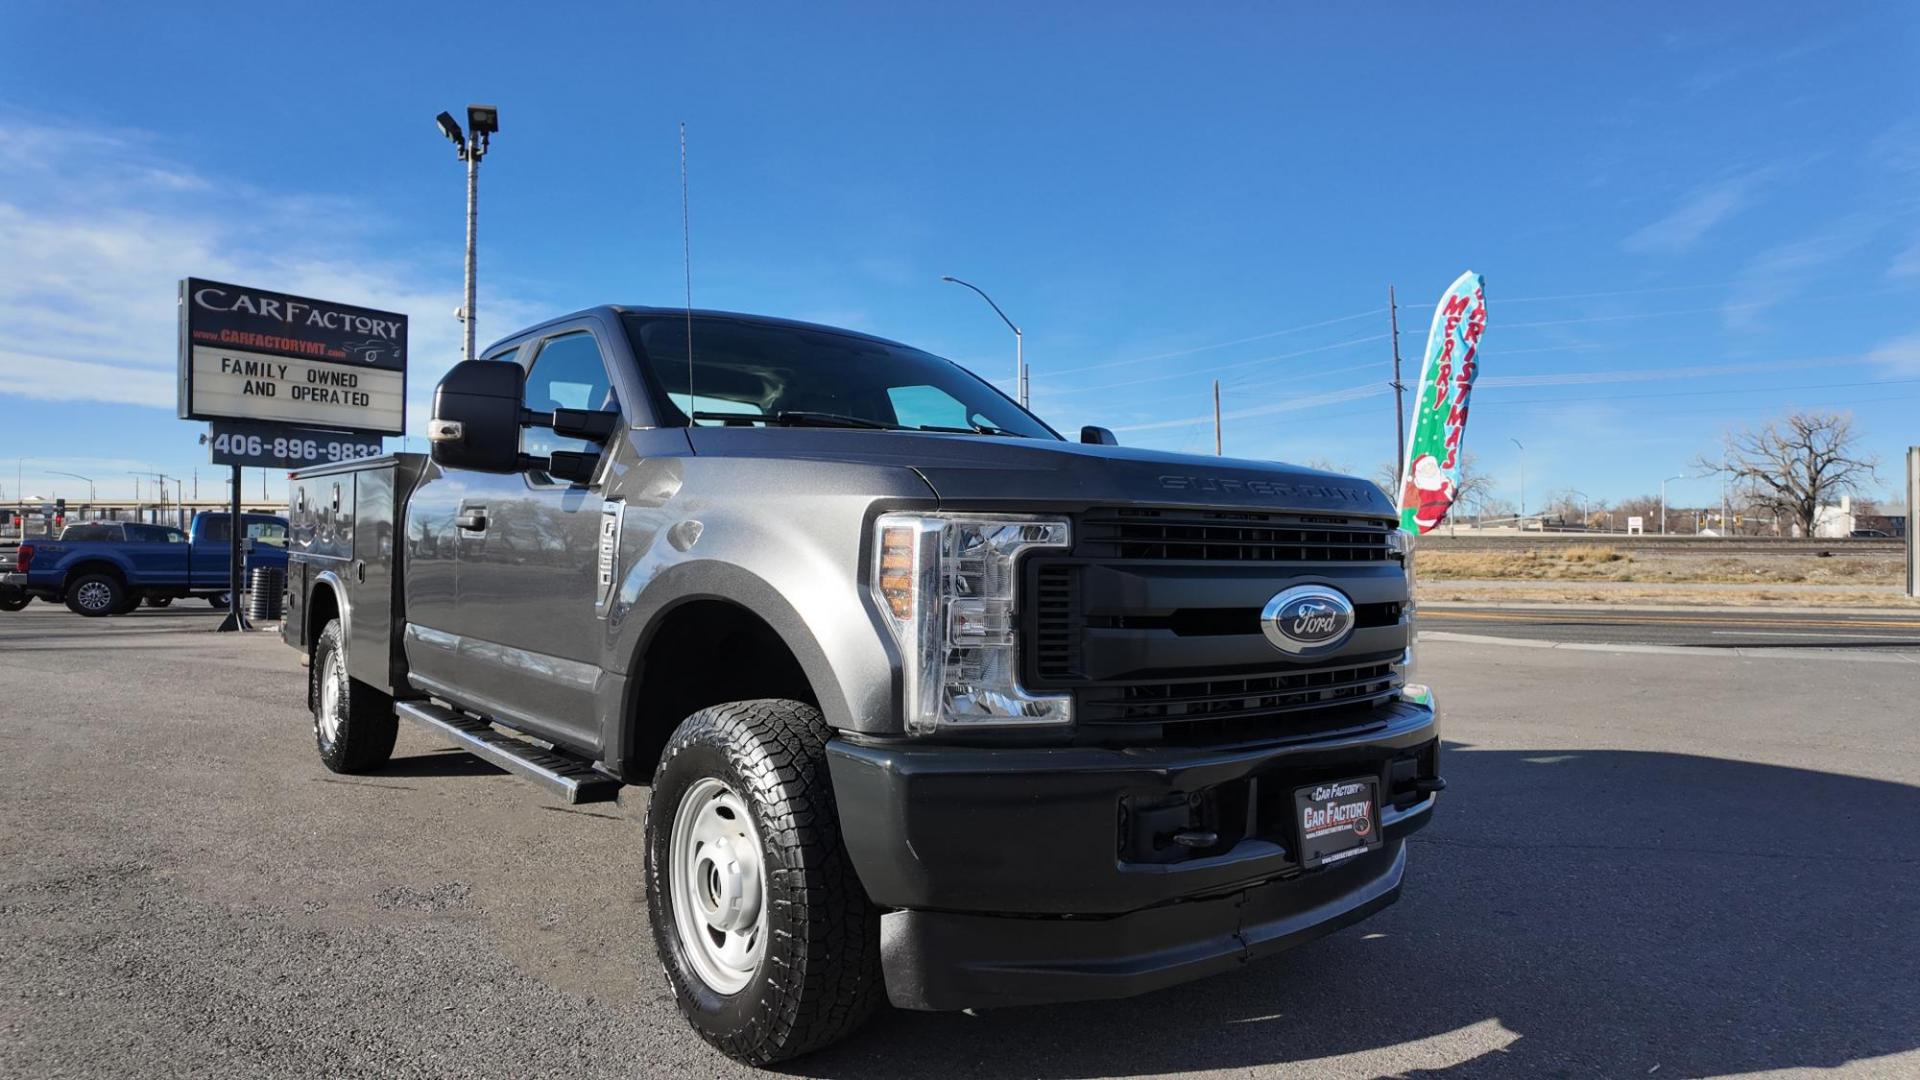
left=680, top=121, right=695, bottom=424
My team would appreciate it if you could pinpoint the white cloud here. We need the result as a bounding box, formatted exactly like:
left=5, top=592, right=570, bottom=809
left=0, top=115, right=538, bottom=428
left=1621, top=170, right=1767, bottom=256
left=1865, top=332, right=1920, bottom=376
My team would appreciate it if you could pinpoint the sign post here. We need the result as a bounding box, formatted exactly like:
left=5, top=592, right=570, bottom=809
left=179, top=278, right=407, bottom=631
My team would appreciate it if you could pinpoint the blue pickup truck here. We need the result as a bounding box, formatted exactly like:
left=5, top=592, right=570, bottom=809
left=3, top=511, right=289, bottom=616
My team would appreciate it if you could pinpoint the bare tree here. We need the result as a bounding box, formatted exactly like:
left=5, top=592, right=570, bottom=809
left=1696, top=411, right=1879, bottom=538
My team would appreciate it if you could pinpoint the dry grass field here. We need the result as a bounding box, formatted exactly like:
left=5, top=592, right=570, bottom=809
left=1417, top=545, right=1900, bottom=586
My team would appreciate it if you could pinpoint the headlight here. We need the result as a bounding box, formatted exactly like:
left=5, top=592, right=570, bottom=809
left=873, top=513, right=1071, bottom=735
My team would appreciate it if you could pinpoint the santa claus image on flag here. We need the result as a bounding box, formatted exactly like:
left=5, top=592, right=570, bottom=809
left=1399, top=454, right=1455, bottom=534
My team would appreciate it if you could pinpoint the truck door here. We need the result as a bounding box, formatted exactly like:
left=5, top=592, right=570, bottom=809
left=449, top=328, right=624, bottom=752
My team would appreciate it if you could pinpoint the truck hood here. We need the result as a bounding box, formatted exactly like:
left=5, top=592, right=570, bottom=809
left=685, top=428, right=1394, bottom=517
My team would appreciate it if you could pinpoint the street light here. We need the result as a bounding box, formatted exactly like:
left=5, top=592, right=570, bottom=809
left=1660, top=473, right=1691, bottom=536
left=941, top=276, right=1026, bottom=408
left=436, top=104, right=499, bottom=362
left=1509, top=437, right=1526, bottom=522
left=44, top=471, right=95, bottom=506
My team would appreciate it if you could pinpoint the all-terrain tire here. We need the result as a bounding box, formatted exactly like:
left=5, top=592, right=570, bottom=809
left=645, top=699, right=882, bottom=1065
left=65, top=572, right=126, bottom=617
left=310, top=618, right=398, bottom=773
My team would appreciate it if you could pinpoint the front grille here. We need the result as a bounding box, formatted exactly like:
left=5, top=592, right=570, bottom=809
left=1079, top=508, right=1393, bottom=563
left=1033, top=563, right=1081, bottom=681
left=1078, top=660, right=1400, bottom=728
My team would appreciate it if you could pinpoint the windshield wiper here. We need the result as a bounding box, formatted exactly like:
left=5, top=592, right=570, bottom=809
left=916, top=422, right=1029, bottom=438
left=692, top=410, right=896, bottom=430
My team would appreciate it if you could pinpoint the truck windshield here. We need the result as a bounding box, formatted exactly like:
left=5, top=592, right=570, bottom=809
left=623, top=314, right=1058, bottom=439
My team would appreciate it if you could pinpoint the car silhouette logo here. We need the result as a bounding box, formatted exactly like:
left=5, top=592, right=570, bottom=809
left=1261, top=585, right=1357, bottom=655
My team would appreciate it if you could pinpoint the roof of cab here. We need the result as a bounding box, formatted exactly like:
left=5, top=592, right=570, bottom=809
left=481, top=305, right=918, bottom=356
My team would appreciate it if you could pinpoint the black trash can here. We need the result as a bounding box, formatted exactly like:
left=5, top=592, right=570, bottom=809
left=247, top=566, right=284, bottom=622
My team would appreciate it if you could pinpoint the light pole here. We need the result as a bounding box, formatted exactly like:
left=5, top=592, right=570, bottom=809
left=1660, top=474, right=1689, bottom=536
left=437, top=104, right=499, bottom=362
left=45, top=471, right=95, bottom=509
left=1509, top=437, right=1526, bottom=522
left=940, top=275, right=1026, bottom=408
left=1568, top=488, right=1590, bottom=530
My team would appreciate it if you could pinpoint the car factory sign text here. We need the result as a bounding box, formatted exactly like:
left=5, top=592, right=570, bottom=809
left=178, top=278, right=409, bottom=435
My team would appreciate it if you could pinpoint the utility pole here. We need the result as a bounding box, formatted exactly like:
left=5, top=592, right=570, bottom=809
left=1213, top=379, right=1223, bottom=456
left=1389, top=285, right=1406, bottom=486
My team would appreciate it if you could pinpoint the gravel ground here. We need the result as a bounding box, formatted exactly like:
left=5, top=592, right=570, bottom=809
left=3, top=602, right=1917, bottom=1078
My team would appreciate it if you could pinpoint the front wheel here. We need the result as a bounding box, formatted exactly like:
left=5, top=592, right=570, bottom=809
left=645, top=700, right=881, bottom=1065
left=207, top=593, right=230, bottom=609
left=65, top=573, right=126, bottom=617
left=311, top=619, right=397, bottom=772
left=142, top=595, right=173, bottom=609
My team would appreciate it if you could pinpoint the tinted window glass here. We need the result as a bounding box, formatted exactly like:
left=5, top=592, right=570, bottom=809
left=196, top=516, right=229, bottom=543
left=124, top=524, right=179, bottom=543
left=522, top=332, right=620, bottom=461
left=61, top=524, right=117, bottom=541
left=246, top=519, right=288, bottom=547
left=627, top=315, right=1055, bottom=439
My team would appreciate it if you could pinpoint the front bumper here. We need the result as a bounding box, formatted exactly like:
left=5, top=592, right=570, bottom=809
left=825, top=692, right=1440, bottom=1010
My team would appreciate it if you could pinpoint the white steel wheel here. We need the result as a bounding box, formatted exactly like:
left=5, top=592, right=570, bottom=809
left=668, top=777, right=767, bottom=995
left=317, top=646, right=346, bottom=744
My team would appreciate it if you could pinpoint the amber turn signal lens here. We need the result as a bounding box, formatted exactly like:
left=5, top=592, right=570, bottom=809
left=878, top=525, right=916, bottom=620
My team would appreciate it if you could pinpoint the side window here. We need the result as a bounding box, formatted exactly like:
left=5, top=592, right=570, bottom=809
left=887, top=384, right=972, bottom=431
left=522, top=331, right=621, bottom=462
left=196, top=517, right=229, bottom=544
left=245, top=519, right=288, bottom=547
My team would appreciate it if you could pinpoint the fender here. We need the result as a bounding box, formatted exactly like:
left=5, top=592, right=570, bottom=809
left=608, top=558, right=870, bottom=737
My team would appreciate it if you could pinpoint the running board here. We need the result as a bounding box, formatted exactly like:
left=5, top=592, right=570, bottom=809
left=395, top=700, right=622, bottom=804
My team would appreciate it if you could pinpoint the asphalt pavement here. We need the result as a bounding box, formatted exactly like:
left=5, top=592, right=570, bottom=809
left=4, top=602, right=1918, bottom=1078
left=1423, top=603, right=1920, bottom=651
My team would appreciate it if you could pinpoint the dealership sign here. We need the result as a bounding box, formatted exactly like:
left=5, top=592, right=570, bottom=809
left=178, top=278, right=408, bottom=435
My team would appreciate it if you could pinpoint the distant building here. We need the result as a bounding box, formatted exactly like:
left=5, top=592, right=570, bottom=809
left=1809, top=495, right=1857, bottom=539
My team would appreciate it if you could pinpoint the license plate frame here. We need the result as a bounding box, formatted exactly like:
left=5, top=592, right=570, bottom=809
left=1293, top=776, right=1383, bottom=869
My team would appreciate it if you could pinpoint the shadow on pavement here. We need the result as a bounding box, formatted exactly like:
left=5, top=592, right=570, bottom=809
left=377, top=749, right=507, bottom=779
left=795, top=744, right=1920, bottom=1078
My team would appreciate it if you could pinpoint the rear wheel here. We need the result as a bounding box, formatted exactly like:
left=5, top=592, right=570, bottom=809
left=65, top=573, right=125, bottom=617
left=0, top=592, right=28, bottom=612
left=311, top=619, right=397, bottom=772
left=645, top=699, right=882, bottom=1065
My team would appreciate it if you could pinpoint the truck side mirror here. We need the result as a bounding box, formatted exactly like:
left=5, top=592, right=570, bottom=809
left=1080, top=425, right=1119, bottom=446
left=429, top=360, right=525, bottom=473
left=550, top=407, right=620, bottom=443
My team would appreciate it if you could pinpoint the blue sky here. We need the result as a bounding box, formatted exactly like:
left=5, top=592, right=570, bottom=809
left=3, top=2, right=1918, bottom=512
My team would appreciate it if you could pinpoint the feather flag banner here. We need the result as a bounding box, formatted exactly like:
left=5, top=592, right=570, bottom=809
left=1398, top=271, right=1488, bottom=534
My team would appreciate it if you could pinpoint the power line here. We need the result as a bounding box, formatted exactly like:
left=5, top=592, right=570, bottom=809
left=1047, top=308, right=1385, bottom=377
left=1045, top=334, right=1387, bottom=396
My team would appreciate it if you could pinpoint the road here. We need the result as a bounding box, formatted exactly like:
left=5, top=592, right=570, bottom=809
left=1424, top=603, right=1920, bottom=651
left=4, top=603, right=1918, bottom=1078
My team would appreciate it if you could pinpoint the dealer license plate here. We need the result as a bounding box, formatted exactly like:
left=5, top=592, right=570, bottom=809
left=1294, top=777, right=1382, bottom=869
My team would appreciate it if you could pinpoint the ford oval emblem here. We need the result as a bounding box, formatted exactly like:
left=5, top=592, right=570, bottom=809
left=1261, top=585, right=1356, bottom=656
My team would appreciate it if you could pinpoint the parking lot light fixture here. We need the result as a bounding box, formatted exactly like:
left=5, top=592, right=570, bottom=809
left=438, top=104, right=498, bottom=363
left=941, top=275, right=1026, bottom=409
left=1661, top=474, right=1689, bottom=536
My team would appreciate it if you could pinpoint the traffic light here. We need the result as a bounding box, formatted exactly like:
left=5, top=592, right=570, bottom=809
left=55, top=498, right=66, bottom=515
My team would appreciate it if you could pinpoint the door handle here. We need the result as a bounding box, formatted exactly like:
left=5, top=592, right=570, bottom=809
left=456, top=508, right=488, bottom=532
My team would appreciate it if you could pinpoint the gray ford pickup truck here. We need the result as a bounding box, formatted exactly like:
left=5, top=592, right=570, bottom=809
left=284, top=305, right=1442, bottom=1065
